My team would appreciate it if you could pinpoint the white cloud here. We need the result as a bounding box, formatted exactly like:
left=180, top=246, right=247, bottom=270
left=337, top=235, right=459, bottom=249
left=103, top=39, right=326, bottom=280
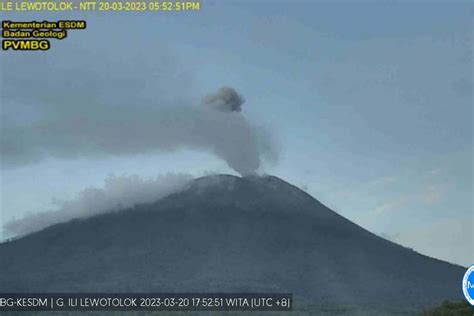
left=3, top=173, right=193, bottom=238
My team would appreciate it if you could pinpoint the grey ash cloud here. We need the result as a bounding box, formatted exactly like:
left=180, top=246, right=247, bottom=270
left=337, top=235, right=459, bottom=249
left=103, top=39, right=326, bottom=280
left=203, top=86, right=245, bottom=112
left=0, top=44, right=276, bottom=175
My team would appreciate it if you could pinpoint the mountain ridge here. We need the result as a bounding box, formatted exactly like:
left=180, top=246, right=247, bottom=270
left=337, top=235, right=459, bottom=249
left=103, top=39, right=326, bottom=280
left=0, top=174, right=464, bottom=308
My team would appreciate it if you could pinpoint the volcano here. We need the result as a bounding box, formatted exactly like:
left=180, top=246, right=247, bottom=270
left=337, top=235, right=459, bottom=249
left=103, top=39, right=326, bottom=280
left=0, top=175, right=464, bottom=310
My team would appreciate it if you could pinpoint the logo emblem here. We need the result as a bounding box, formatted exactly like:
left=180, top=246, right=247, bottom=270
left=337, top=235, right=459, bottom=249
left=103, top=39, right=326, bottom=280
left=463, top=265, right=474, bottom=305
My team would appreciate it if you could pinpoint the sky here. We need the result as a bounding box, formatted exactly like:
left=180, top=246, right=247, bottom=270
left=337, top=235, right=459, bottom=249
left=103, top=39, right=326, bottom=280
left=1, top=0, right=472, bottom=266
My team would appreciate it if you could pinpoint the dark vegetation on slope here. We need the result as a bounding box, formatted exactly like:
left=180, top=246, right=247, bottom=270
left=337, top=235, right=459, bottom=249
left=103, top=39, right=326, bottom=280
left=0, top=175, right=465, bottom=309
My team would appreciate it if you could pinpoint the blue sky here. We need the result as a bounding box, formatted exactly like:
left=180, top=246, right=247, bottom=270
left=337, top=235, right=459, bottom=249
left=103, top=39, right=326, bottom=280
left=1, top=0, right=472, bottom=266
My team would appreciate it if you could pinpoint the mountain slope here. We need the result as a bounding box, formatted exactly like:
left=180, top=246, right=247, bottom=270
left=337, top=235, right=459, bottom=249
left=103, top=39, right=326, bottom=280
left=0, top=175, right=464, bottom=308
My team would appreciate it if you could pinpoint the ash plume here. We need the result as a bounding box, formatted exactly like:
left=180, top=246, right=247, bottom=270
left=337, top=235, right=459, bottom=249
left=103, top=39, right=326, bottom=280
left=203, top=86, right=245, bottom=112
left=1, top=46, right=277, bottom=175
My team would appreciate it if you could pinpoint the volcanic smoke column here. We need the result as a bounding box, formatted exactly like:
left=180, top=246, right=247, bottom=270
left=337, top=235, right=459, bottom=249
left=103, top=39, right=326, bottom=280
left=200, top=86, right=265, bottom=175
left=1, top=72, right=275, bottom=175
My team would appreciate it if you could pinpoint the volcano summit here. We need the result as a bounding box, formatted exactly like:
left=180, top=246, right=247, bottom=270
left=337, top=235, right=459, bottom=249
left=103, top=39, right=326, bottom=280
left=0, top=175, right=465, bottom=311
